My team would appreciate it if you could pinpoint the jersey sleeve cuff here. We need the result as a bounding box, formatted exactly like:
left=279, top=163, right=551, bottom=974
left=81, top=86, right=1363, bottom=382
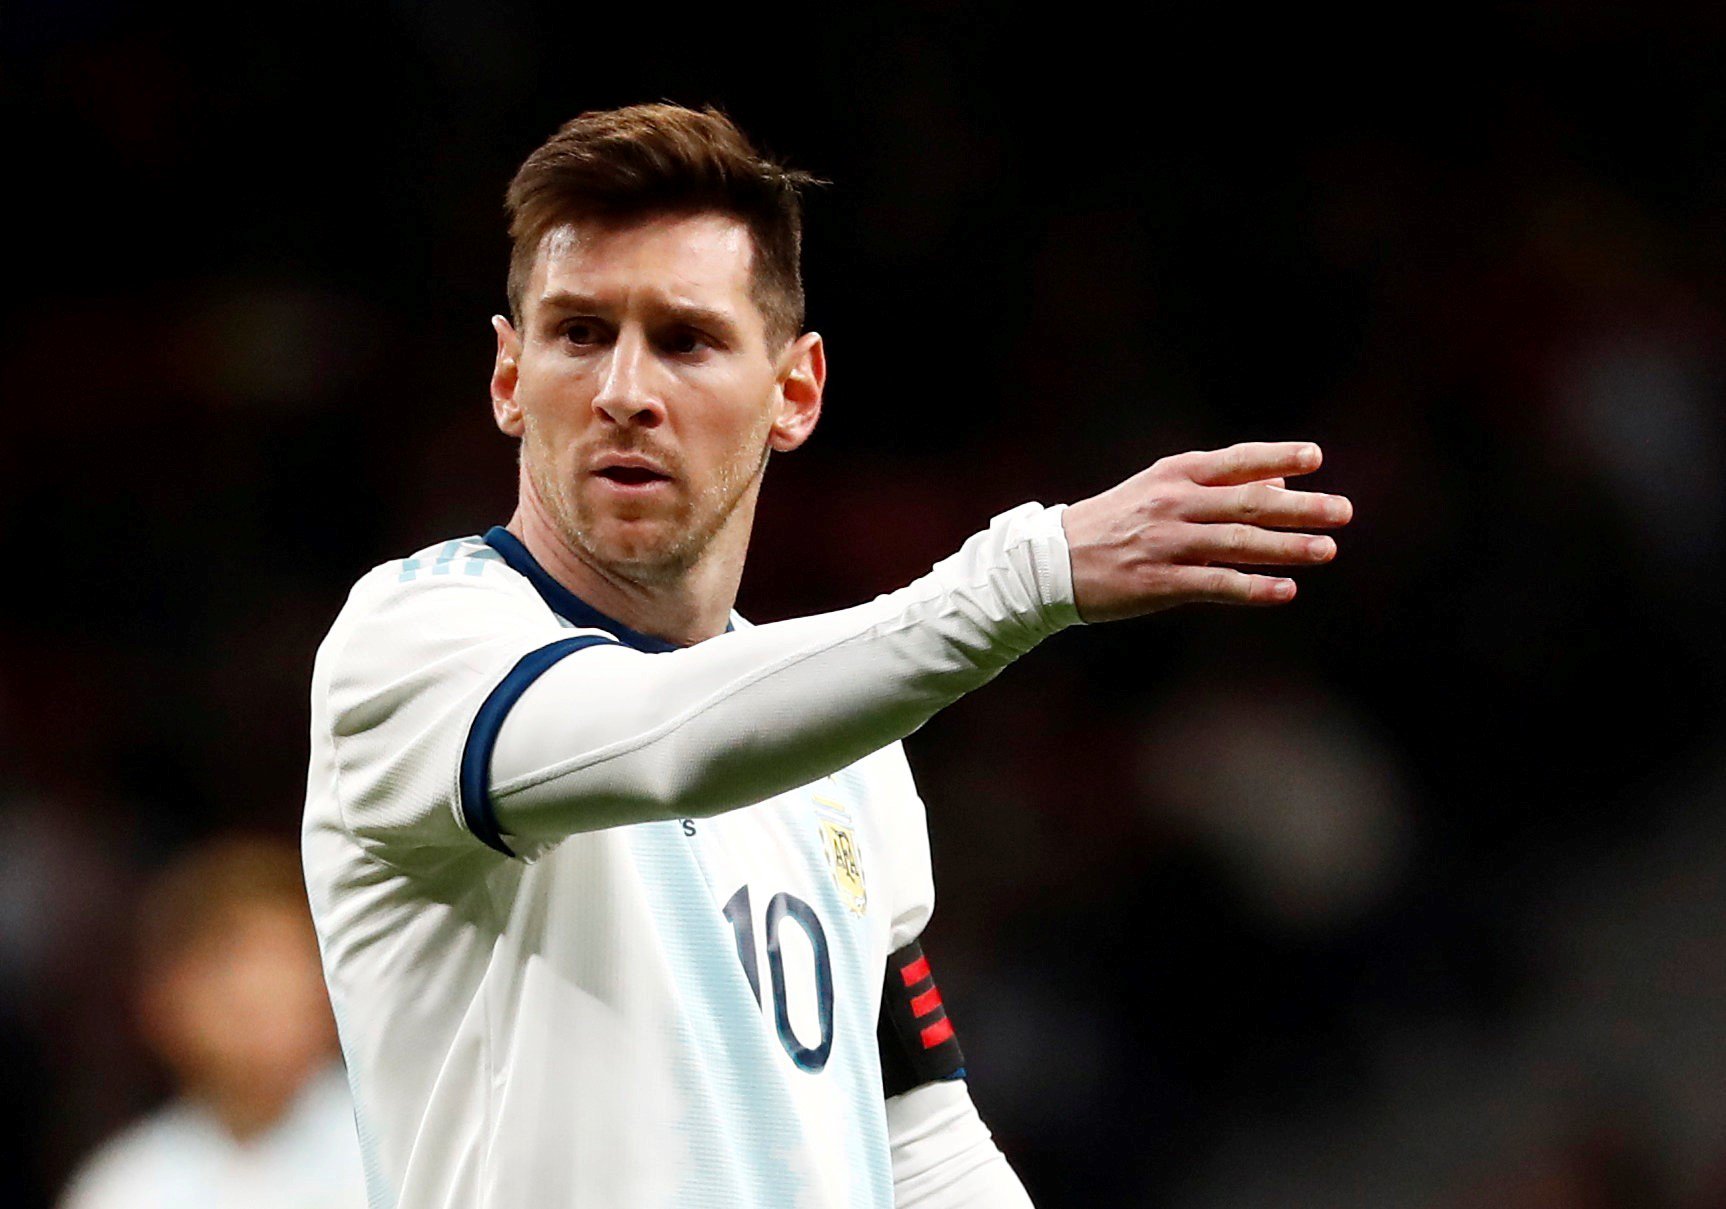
left=457, top=634, right=620, bottom=858
left=1027, top=501, right=1080, bottom=631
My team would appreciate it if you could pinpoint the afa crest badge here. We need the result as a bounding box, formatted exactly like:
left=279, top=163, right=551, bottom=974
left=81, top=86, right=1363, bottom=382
left=819, top=820, right=868, bottom=916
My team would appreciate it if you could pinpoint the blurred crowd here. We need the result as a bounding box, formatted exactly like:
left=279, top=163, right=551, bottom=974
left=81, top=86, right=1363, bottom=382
left=3, top=2, right=1725, bottom=1206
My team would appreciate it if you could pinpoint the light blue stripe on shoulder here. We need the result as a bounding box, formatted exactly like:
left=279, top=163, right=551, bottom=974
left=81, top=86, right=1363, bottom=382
left=465, top=547, right=503, bottom=575
left=431, top=539, right=464, bottom=575
left=397, top=537, right=502, bottom=583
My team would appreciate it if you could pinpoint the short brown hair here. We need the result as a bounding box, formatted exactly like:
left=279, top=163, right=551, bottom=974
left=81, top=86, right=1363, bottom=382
left=135, top=834, right=312, bottom=970
left=505, top=103, right=822, bottom=349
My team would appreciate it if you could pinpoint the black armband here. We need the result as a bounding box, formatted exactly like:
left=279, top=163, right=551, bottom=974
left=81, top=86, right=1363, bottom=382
left=877, top=941, right=966, bottom=1097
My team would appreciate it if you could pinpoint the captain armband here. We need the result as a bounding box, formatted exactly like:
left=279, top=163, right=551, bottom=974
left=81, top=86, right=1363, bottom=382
left=877, top=941, right=967, bottom=1098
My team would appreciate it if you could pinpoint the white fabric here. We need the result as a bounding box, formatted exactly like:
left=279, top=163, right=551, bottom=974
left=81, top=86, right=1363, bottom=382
left=489, top=501, right=1076, bottom=850
left=57, top=1067, right=367, bottom=1209
left=886, top=1080, right=1035, bottom=1208
left=302, top=503, right=1075, bottom=1208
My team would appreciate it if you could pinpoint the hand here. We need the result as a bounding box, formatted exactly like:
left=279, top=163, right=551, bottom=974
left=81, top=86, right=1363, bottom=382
left=1060, top=441, right=1353, bottom=622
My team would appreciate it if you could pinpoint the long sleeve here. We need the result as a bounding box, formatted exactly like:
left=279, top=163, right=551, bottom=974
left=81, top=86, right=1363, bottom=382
left=486, top=501, right=1078, bottom=854
left=317, top=504, right=1078, bottom=862
left=887, top=1079, right=1035, bottom=1208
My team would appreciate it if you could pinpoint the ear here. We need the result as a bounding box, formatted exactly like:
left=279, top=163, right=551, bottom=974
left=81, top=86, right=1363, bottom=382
left=491, top=315, right=525, bottom=437
left=768, top=331, right=825, bottom=453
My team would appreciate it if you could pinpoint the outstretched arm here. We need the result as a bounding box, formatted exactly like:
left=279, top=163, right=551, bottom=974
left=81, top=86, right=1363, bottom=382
left=324, top=443, right=1349, bottom=859
left=873, top=442, right=1350, bottom=1207
left=487, top=441, right=1349, bottom=847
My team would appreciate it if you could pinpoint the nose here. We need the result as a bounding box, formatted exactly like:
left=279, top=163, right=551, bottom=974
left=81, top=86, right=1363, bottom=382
left=592, top=329, right=666, bottom=428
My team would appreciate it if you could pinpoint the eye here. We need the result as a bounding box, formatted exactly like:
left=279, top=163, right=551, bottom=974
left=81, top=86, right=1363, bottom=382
left=560, top=319, right=607, bottom=347
left=660, top=327, right=710, bottom=356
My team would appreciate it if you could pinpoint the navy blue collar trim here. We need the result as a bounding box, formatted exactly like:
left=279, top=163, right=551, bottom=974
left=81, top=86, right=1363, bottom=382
left=482, top=526, right=686, bottom=654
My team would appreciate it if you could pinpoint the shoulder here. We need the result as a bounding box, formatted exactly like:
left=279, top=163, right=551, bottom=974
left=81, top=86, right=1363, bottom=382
left=58, top=1102, right=216, bottom=1209
left=284, top=1066, right=364, bottom=1149
left=317, top=535, right=557, bottom=679
left=335, top=534, right=534, bottom=627
left=266, top=1069, right=368, bottom=1194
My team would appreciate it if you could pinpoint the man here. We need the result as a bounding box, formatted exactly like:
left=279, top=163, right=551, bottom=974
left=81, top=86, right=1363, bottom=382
left=302, top=103, right=1351, bottom=1208
left=60, top=837, right=367, bottom=1209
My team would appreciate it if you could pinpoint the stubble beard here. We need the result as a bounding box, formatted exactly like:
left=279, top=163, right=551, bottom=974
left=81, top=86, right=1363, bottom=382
left=523, top=418, right=771, bottom=589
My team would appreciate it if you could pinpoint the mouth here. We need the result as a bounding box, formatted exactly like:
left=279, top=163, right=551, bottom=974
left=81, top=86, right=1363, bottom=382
left=595, top=465, right=671, bottom=485
left=589, top=454, right=675, bottom=494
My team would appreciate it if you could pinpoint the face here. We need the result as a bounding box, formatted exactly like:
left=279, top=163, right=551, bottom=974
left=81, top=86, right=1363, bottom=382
left=141, top=904, right=337, bottom=1098
left=492, top=212, right=824, bottom=585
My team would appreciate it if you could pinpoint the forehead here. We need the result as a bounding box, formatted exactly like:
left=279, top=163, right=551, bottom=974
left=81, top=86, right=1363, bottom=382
left=527, top=212, right=758, bottom=319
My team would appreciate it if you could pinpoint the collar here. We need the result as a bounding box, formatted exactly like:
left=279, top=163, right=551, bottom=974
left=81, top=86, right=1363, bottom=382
left=481, top=525, right=690, bottom=654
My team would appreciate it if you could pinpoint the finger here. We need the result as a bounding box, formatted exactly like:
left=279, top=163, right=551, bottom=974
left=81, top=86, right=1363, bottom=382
left=1182, top=524, right=1336, bottom=566
left=1164, top=565, right=1298, bottom=607
left=1184, top=482, right=1354, bottom=528
left=1183, top=441, right=1323, bottom=487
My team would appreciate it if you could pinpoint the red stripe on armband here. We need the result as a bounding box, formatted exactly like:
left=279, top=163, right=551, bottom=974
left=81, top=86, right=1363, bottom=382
left=919, top=1018, right=956, bottom=1049
left=878, top=941, right=966, bottom=1097
left=910, top=985, right=943, bottom=1018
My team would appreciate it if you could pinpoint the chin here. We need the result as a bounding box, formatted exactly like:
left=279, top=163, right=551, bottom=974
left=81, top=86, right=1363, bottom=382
left=584, top=521, right=698, bottom=581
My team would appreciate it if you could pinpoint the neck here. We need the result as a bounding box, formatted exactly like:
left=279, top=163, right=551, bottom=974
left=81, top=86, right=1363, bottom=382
left=507, top=477, right=753, bottom=647
left=195, top=1065, right=312, bottom=1144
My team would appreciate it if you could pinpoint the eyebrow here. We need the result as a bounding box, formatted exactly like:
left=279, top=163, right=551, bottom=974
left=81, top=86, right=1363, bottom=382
left=535, top=291, right=743, bottom=339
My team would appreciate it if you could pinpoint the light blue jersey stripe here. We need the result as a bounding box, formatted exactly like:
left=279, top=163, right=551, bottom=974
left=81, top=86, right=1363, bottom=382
left=625, top=818, right=892, bottom=1208
left=430, top=539, right=464, bottom=575
left=626, top=822, right=811, bottom=1207
left=325, top=988, right=399, bottom=1209
left=791, top=805, right=893, bottom=1209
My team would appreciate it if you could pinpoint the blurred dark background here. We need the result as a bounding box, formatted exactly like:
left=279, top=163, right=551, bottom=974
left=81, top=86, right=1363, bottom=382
left=5, top=2, right=1726, bottom=1205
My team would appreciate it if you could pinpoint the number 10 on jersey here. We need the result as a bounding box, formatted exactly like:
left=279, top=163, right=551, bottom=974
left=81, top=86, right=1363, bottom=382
left=721, top=885, right=835, bottom=1072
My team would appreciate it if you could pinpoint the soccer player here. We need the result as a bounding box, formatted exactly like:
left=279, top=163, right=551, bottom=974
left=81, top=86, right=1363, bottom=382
left=302, top=103, right=1352, bottom=1208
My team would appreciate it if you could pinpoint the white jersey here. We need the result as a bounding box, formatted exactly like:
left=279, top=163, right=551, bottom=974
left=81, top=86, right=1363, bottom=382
left=58, top=1067, right=368, bottom=1209
left=302, top=505, right=1076, bottom=1208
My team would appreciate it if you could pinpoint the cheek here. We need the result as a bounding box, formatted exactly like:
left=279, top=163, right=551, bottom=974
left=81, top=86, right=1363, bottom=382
left=686, top=412, right=767, bottom=474
left=689, top=379, right=777, bottom=450
left=521, top=406, right=578, bottom=465
left=518, top=360, right=594, bottom=427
